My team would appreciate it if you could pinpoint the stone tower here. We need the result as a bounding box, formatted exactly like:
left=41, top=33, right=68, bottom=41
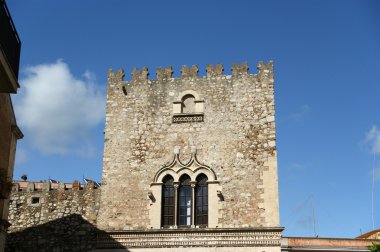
left=96, top=61, right=282, bottom=251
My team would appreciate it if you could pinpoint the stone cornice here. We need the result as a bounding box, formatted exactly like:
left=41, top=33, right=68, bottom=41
left=11, top=125, right=23, bottom=139
left=96, top=227, right=284, bottom=249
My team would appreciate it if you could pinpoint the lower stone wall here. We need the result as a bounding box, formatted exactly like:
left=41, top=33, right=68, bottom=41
left=6, top=214, right=98, bottom=252
left=5, top=181, right=100, bottom=252
left=0, top=232, right=5, bottom=252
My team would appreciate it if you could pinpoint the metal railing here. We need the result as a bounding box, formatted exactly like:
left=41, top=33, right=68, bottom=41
left=0, top=0, right=21, bottom=77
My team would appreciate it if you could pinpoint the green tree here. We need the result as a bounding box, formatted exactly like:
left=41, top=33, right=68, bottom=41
left=21, top=174, right=28, bottom=181
left=369, top=243, right=380, bottom=252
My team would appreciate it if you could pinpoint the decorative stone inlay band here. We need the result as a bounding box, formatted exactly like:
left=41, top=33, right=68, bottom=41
left=96, top=228, right=283, bottom=249
left=173, top=114, right=204, bottom=123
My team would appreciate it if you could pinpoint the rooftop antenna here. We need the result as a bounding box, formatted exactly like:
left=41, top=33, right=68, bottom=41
left=372, top=151, right=376, bottom=230
left=311, top=197, right=317, bottom=237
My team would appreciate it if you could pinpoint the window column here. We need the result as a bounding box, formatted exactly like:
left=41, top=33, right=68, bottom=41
left=191, top=181, right=196, bottom=227
left=173, top=182, right=179, bottom=227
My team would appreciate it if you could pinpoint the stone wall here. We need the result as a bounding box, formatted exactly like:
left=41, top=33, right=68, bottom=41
left=5, top=181, right=100, bottom=252
left=97, top=61, right=280, bottom=231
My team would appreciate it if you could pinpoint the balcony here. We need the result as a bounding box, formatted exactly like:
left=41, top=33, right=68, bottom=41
left=0, top=0, right=21, bottom=93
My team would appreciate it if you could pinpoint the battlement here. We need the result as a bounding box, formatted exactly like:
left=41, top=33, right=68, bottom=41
left=8, top=180, right=101, bottom=235
left=12, top=179, right=99, bottom=192
left=108, top=61, right=274, bottom=82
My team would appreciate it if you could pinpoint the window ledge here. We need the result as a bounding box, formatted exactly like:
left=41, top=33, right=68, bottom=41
left=172, top=113, right=204, bottom=123
left=161, top=225, right=208, bottom=229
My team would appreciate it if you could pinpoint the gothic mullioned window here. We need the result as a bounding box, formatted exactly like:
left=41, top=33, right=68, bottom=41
left=160, top=173, right=208, bottom=228
left=152, top=151, right=218, bottom=229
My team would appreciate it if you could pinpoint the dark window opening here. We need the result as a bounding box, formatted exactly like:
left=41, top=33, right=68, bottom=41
left=31, top=197, right=40, bottom=204
left=178, top=174, right=192, bottom=226
left=195, top=174, right=208, bottom=226
left=161, top=175, right=175, bottom=227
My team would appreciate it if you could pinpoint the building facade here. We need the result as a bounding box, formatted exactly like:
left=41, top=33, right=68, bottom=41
left=282, top=236, right=379, bottom=252
left=0, top=0, right=22, bottom=251
left=4, top=61, right=379, bottom=252
left=95, top=61, right=282, bottom=251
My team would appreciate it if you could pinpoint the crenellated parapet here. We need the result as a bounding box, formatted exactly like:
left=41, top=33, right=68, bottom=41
left=109, top=61, right=273, bottom=83
left=108, top=68, right=124, bottom=81
left=156, top=66, right=173, bottom=80
left=132, top=66, right=149, bottom=81
left=231, top=61, right=249, bottom=76
left=181, top=65, right=199, bottom=79
left=206, top=63, right=224, bottom=77
left=12, top=180, right=99, bottom=193
left=257, top=61, right=274, bottom=75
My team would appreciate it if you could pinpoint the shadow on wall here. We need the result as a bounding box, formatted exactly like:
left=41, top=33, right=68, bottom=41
left=5, top=214, right=129, bottom=252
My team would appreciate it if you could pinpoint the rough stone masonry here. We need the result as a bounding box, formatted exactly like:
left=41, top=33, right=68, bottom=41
left=6, top=181, right=100, bottom=252
left=97, top=61, right=280, bottom=233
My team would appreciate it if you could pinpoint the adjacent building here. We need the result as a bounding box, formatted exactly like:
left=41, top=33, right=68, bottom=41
left=282, top=235, right=380, bottom=252
left=0, top=0, right=22, bottom=251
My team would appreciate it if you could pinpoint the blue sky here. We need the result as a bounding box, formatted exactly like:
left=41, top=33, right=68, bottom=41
left=7, top=0, right=380, bottom=238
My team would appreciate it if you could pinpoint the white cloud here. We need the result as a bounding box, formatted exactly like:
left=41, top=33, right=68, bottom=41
left=15, top=60, right=105, bottom=155
left=364, top=126, right=380, bottom=155
left=289, top=162, right=308, bottom=170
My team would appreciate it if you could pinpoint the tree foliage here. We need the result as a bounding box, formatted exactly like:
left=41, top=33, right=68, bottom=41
left=21, top=174, right=28, bottom=181
left=369, top=243, right=380, bottom=252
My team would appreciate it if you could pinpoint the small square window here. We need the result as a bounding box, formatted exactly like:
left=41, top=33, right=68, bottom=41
left=31, top=197, right=40, bottom=204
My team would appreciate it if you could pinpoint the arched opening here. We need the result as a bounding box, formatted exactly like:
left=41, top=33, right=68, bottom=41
left=178, top=174, right=192, bottom=226
left=161, top=175, right=175, bottom=227
left=195, top=174, right=208, bottom=226
left=181, top=94, right=195, bottom=113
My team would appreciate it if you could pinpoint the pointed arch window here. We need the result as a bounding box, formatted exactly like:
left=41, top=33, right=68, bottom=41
left=178, top=174, right=192, bottom=226
left=162, top=175, right=175, bottom=227
left=195, top=174, right=208, bottom=226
